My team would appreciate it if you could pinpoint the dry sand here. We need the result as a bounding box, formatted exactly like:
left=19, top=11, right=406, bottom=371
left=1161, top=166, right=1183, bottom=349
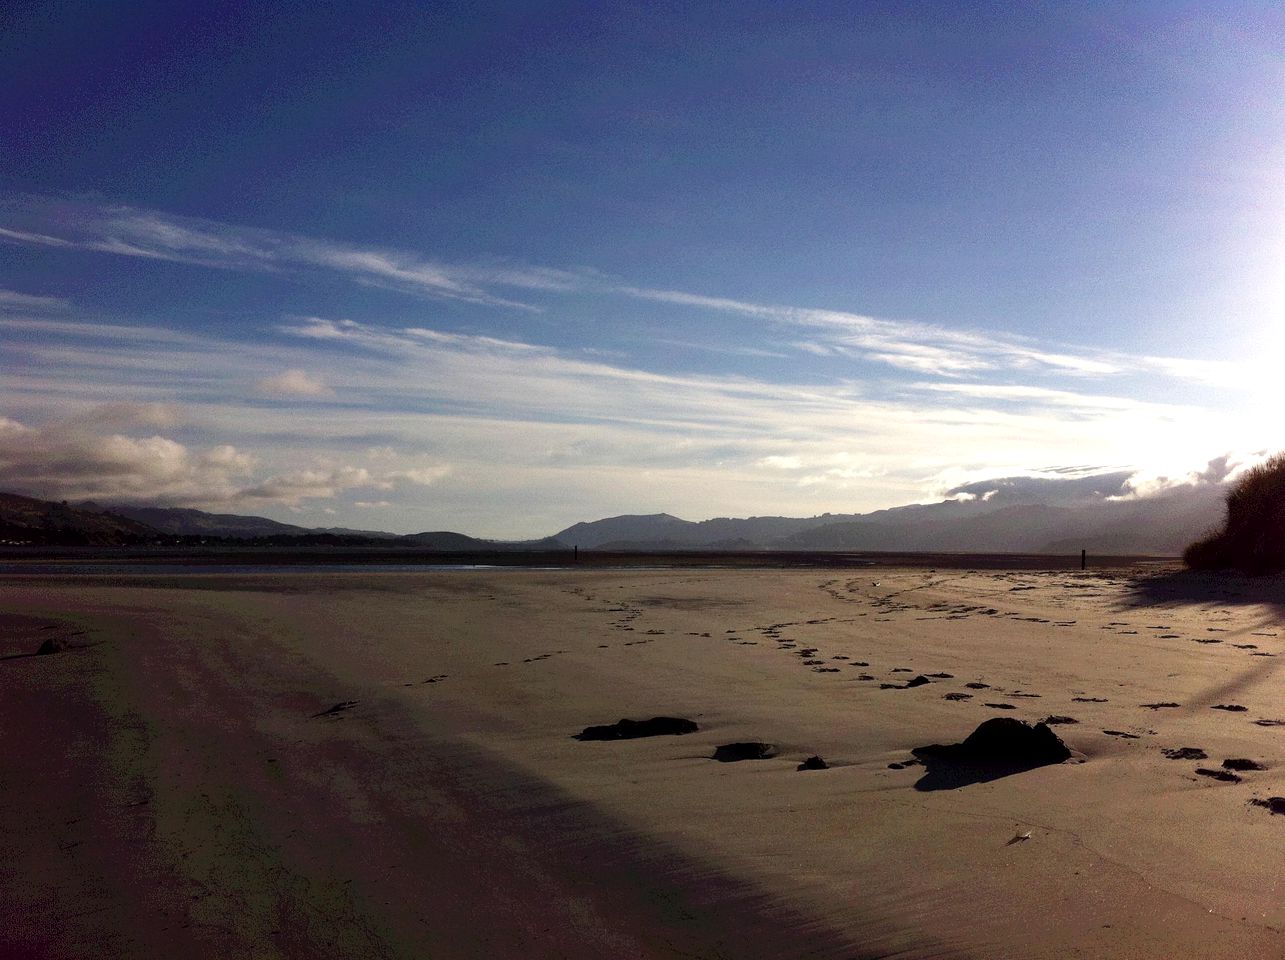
left=2, top=563, right=1283, bottom=958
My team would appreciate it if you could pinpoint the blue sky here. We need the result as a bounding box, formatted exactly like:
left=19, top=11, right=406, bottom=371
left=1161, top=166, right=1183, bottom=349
left=2, top=2, right=1283, bottom=536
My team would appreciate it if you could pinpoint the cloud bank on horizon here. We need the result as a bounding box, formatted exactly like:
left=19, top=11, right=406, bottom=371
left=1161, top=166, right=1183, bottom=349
left=2, top=4, right=1282, bottom=537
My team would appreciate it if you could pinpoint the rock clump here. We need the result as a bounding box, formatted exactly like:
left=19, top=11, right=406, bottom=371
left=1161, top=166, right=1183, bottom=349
left=576, top=717, right=699, bottom=741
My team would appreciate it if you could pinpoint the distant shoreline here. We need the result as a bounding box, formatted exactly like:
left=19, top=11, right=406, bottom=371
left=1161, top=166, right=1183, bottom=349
left=0, top=545, right=1177, bottom=572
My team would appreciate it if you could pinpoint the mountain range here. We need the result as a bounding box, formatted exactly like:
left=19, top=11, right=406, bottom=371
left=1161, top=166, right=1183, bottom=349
left=0, top=477, right=1228, bottom=554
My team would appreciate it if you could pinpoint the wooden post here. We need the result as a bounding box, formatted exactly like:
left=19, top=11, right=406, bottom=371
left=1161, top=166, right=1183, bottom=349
left=574, top=544, right=578, bottom=562
left=1081, top=549, right=1086, bottom=570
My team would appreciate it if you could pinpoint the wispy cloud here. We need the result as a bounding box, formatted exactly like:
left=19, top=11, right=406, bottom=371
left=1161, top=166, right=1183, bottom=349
left=620, top=285, right=1235, bottom=387
left=0, top=197, right=599, bottom=310
left=0, top=288, right=70, bottom=312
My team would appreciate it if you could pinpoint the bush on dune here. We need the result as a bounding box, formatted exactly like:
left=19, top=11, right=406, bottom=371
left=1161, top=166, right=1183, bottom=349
left=1184, top=453, right=1285, bottom=572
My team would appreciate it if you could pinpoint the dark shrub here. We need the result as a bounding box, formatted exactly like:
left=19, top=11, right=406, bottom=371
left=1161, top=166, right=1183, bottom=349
left=1184, top=453, right=1285, bottom=572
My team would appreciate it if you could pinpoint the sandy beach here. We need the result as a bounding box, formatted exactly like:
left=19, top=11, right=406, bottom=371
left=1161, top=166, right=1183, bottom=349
left=2, top=563, right=1283, bottom=958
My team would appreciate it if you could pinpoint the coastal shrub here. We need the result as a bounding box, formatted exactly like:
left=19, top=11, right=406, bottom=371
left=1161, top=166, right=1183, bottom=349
left=1184, top=453, right=1285, bottom=572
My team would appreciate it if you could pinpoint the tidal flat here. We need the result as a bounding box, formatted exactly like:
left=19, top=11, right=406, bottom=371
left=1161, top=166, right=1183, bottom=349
left=3, top=564, right=1283, bottom=958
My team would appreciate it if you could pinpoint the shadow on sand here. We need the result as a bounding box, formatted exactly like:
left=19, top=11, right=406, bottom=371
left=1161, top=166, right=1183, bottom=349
left=1121, top=568, right=1285, bottom=620
left=910, top=755, right=1060, bottom=792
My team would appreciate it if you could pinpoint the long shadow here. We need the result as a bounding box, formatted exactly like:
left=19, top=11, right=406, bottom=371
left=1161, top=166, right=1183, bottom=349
left=1118, top=569, right=1285, bottom=712
left=911, top=754, right=1064, bottom=792
left=1120, top=568, right=1285, bottom=620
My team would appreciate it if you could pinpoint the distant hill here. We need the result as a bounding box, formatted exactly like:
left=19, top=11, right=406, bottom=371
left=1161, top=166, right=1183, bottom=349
left=556, top=485, right=1224, bottom=556
left=80, top=503, right=313, bottom=538
left=553, top=512, right=863, bottom=549
left=6, top=472, right=1229, bottom=556
left=0, top=493, right=159, bottom=545
left=402, top=531, right=568, bottom=551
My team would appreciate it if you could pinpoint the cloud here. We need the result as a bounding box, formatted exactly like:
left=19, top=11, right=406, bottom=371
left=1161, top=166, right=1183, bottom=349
left=0, top=197, right=598, bottom=310
left=0, top=410, right=255, bottom=504
left=256, top=369, right=333, bottom=397
left=619, top=286, right=1237, bottom=388
left=946, top=471, right=1135, bottom=506
left=237, top=466, right=372, bottom=504
left=353, top=500, right=392, bottom=509
left=0, top=408, right=455, bottom=509
left=384, top=466, right=451, bottom=485
left=0, top=288, right=69, bottom=312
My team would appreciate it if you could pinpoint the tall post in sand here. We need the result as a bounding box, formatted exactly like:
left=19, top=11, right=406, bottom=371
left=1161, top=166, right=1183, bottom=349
left=1081, top=549, right=1086, bottom=570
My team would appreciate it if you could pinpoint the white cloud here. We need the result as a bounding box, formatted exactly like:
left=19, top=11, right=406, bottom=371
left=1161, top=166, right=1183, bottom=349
left=0, top=289, right=69, bottom=312
left=0, top=198, right=598, bottom=310
left=238, top=466, right=372, bottom=504
left=256, top=369, right=333, bottom=397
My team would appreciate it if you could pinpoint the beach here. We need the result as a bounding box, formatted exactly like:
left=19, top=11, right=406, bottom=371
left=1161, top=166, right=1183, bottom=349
left=2, top=564, right=1283, bottom=958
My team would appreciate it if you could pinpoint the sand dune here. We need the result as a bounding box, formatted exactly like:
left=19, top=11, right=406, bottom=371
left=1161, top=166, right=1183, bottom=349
left=2, top=564, right=1283, bottom=958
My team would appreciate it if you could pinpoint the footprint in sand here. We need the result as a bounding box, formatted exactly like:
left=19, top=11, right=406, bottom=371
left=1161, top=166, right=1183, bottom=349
left=1196, top=768, right=1241, bottom=783
left=1042, top=715, right=1079, bottom=725
left=1072, top=697, right=1108, bottom=703
left=1222, top=758, right=1267, bottom=771
left=1211, top=704, right=1247, bottom=712
left=1103, top=730, right=1140, bottom=739
left=1162, top=747, right=1207, bottom=760
left=984, top=702, right=1017, bottom=710
left=1141, top=702, right=1180, bottom=710
left=965, top=682, right=991, bottom=690
left=1252, top=719, right=1285, bottom=727
left=944, top=692, right=972, bottom=701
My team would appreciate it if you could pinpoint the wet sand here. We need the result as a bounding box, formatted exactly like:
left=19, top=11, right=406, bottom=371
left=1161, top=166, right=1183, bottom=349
left=2, top=565, right=1283, bottom=958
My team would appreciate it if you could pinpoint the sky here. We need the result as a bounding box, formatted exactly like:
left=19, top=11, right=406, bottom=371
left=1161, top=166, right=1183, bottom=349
left=2, top=1, right=1284, bottom=537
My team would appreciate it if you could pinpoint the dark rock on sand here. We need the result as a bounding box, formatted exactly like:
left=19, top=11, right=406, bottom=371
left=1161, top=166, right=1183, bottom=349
left=1042, top=715, right=1079, bottom=725
left=1141, top=702, right=1180, bottom=710
left=1212, top=704, right=1247, bottom=712
left=1249, top=797, right=1285, bottom=814
left=1223, top=758, right=1267, bottom=772
left=943, top=692, right=972, bottom=701
left=577, top=717, right=699, bottom=741
left=797, top=755, right=829, bottom=771
left=35, top=638, right=65, bottom=656
left=910, top=718, right=1070, bottom=790
left=1162, top=747, right=1207, bottom=760
left=713, top=742, right=777, bottom=762
left=904, top=675, right=932, bottom=688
